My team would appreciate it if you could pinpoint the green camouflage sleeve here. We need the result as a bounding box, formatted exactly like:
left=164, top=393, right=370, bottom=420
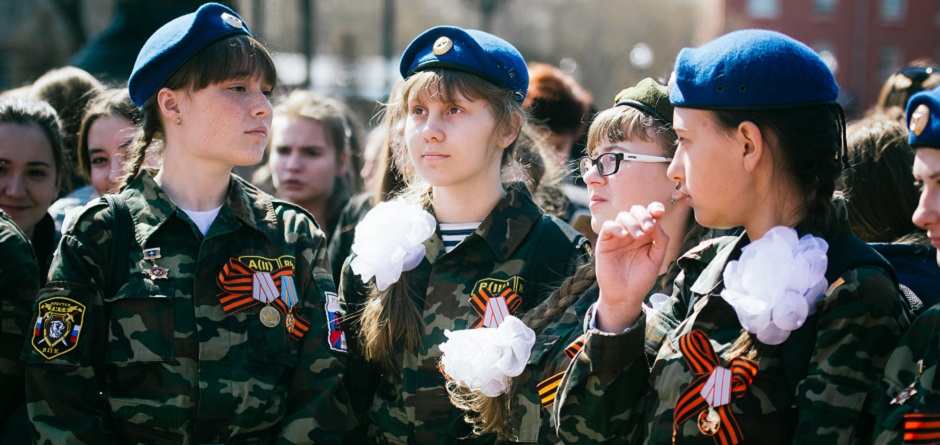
left=869, top=303, right=940, bottom=445
left=0, top=216, right=40, bottom=422
left=554, top=316, right=650, bottom=444
left=337, top=253, right=379, bottom=444
left=275, top=206, right=350, bottom=443
left=22, top=222, right=116, bottom=444
left=791, top=266, right=911, bottom=443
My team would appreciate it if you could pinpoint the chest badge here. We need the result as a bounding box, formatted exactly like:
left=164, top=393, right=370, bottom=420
left=143, top=247, right=169, bottom=280
left=469, top=276, right=524, bottom=328
left=217, top=256, right=310, bottom=340
left=891, top=359, right=924, bottom=405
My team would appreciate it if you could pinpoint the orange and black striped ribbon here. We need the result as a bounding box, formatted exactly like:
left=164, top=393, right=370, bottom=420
left=564, top=335, right=586, bottom=359
left=904, top=413, right=940, bottom=444
left=468, top=286, right=522, bottom=329
left=673, top=330, right=759, bottom=445
left=216, top=258, right=310, bottom=341
left=536, top=371, right=565, bottom=409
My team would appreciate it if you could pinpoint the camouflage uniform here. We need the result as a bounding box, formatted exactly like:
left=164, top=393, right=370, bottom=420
left=0, top=211, right=40, bottom=423
left=870, top=302, right=940, bottom=444
left=22, top=170, right=349, bottom=444
left=341, top=183, right=590, bottom=445
left=554, top=218, right=911, bottom=444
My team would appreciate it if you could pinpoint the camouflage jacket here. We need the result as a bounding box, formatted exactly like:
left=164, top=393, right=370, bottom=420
left=22, top=170, right=349, bottom=445
left=340, top=183, right=590, bottom=445
left=555, top=228, right=910, bottom=444
left=870, top=302, right=940, bottom=444
left=0, top=211, right=40, bottom=422
left=504, top=284, right=598, bottom=445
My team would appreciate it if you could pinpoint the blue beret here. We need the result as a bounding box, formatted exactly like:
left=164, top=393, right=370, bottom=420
left=907, top=85, right=940, bottom=149
left=128, top=3, right=251, bottom=107
left=399, top=26, right=528, bottom=103
left=670, top=29, right=838, bottom=110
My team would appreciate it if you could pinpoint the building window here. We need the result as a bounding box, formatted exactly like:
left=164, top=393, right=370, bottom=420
left=880, top=45, right=901, bottom=81
left=814, top=0, right=837, bottom=16
left=747, top=0, right=780, bottom=18
left=881, top=0, right=906, bottom=22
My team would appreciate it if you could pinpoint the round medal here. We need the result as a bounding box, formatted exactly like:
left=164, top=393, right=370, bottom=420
left=697, top=406, right=721, bottom=436
left=259, top=305, right=280, bottom=328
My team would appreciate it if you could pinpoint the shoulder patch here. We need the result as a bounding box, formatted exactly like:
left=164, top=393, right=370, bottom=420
left=325, top=292, right=346, bottom=352
left=31, top=297, right=86, bottom=360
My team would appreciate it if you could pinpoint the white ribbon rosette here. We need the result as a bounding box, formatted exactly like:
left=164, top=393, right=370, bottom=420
left=350, top=199, right=436, bottom=291
left=720, top=226, right=829, bottom=345
left=439, top=316, right=536, bottom=397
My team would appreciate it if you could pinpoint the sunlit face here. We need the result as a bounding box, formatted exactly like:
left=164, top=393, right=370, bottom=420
left=269, top=116, right=346, bottom=208
left=404, top=89, right=508, bottom=189
left=668, top=107, right=748, bottom=229
left=173, top=76, right=273, bottom=168
left=583, top=137, right=673, bottom=234
left=0, top=122, right=60, bottom=236
left=88, top=115, right=136, bottom=196
left=913, top=147, right=940, bottom=265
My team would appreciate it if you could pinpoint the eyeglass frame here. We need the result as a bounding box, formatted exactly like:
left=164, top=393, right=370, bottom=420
left=578, top=152, right=673, bottom=177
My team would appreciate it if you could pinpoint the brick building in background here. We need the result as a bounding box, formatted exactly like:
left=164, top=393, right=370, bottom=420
left=722, top=0, right=940, bottom=115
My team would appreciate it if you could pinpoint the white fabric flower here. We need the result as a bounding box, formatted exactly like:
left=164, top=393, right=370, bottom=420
left=720, top=226, right=829, bottom=345
left=439, top=316, right=536, bottom=397
left=350, top=199, right=436, bottom=291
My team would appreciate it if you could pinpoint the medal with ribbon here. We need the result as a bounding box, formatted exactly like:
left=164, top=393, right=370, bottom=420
left=674, top=330, right=759, bottom=444
left=469, top=286, right=522, bottom=329
left=216, top=258, right=309, bottom=340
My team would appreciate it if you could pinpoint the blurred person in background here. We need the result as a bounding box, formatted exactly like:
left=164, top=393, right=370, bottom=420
left=0, top=98, right=67, bottom=283
left=842, top=114, right=940, bottom=312
left=871, top=60, right=940, bottom=120
left=47, top=88, right=140, bottom=232
left=29, top=66, right=103, bottom=196
left=266, top=90, right=362, bottom=239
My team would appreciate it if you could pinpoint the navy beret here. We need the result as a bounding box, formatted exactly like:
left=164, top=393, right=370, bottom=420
left=399, top=26, right=528, bottom=103
left=907, top=85, right=940, bottom=149
left=128, top=2, right=251, bottom=107
left=670, top=29, right=838, bottom=110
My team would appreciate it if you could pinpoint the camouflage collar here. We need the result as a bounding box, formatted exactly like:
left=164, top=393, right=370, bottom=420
left=426, top=182, right=543, bottom=263
left=123, top=169, right=278, bottom=246
left=688, top=233, right=749, bottom=297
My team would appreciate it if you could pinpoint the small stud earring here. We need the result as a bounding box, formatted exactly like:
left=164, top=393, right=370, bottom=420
left=670, top=197, right=677, bottom=204
left=176, top=117, right=182, bottom=125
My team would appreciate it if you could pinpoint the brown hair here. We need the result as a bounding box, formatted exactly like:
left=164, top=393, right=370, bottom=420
left=120, top=34, right=277, bottom=189
left=523, top=62, right=591, bottom=137
left=357, top=69, right=528, bottom=376
left=272, top=90, right=363, bottom=232
left=76, top=88, right=139, bottom=179
left=874, top=60, right=940, bottom=116
left=448, top=102, right=710, bottom=438
left=0, top=98, right=67, bottom=181
left=842, top=114, right=924, bottom=243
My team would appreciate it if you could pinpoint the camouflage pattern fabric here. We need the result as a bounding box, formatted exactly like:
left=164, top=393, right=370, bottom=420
left=22, top=170, right=349, bottom=444
left=555, top=227, right=910, bottom=444
left=871, top=302, right=940, bottom=444
left=0, top=211, right=40, bottom=423
left=340, top=183, right=590, bottom=445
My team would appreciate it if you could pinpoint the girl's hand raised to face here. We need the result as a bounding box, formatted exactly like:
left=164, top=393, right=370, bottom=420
left=594, top=202, right=670, bottom=332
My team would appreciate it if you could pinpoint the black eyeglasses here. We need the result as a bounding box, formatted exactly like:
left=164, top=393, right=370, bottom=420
left=579, top=152, right=672, bottom=177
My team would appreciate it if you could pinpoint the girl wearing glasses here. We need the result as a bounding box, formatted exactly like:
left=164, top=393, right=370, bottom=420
left=443, top=78, right=708, bottom=443
left=339, top=26, right=589, bottom=444
left=553, top=30, right=910, bottom=443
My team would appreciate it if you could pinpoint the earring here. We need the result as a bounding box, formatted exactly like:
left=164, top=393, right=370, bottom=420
left=670, top=197, right=677, bottom=204
left=176, top=117, right=182, bottom=125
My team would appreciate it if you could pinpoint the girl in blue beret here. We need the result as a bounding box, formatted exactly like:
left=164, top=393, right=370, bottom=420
left=339, top=26, right=590, bottom=444
left=23, top=3, right=349, bottom=443
left=553, top=29, right=910, bottom=444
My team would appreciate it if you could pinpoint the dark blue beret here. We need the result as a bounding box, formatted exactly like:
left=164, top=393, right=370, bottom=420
left=670, top=29, right=838, bottom=110
left=399, top=26, right=528, bottom=103
left=907, top=85, right=940, bottom=149
left=128, top=2, right=251, bottom=107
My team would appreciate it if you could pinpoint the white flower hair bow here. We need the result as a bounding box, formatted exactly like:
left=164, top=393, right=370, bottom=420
left=439, top=316, right=536, bottom=397
left=350, top=199, right=436, bottom=291
left=720, top=226, right=829, bottom=345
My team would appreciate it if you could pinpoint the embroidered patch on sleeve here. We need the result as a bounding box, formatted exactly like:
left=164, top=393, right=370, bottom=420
left=325, top=292, right=347, bottom=352
left=31, top=297, right=86, bottom=360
